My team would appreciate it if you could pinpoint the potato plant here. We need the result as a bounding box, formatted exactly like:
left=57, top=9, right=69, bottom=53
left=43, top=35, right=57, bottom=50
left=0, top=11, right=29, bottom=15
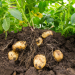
left=0, top=0, right=75, bottom=37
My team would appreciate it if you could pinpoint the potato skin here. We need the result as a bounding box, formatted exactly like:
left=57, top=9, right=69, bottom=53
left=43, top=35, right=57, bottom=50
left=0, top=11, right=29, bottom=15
left=36, top=37, right=43, bottom=46
left=8, top=51, right=19, bottom=61
left=42, top=31, right=53, bottom=38
left=33, top=54, right=46, bottom=69
left=12, top=41, right=27, bottom=51
left=53, top=50, right=63, bottom=62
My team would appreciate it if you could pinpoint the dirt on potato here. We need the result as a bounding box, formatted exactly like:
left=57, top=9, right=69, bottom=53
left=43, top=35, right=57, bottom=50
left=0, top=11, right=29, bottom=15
left=0, top=27, right=75, bottom=75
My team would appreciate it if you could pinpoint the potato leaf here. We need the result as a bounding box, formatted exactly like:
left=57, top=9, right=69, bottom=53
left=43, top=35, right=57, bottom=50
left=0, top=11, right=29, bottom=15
left=71, top=13, right=75, bottom=24
left=38, top=1, right=47, bottom=13
left=33, top=17, right=40, bottom=25
left=72, top=0, right=75, bottom=3
left=73, top=27, right=75, bottom=33
left=2, top=17, right=10, bottom=31
left=0, top=1, right=2, bottom=7
left=8, top=9, right=22, bottom=20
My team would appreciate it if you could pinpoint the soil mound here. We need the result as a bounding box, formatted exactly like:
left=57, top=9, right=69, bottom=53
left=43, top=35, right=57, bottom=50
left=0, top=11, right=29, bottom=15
left=0, top=27, right=75, bottom=75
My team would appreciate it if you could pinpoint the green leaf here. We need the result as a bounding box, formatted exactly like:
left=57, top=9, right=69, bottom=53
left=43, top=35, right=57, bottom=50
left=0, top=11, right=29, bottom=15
left=72, top=0, right=75, bottom=3
left=46, top=18, right=54, bottom=23
left=8, top=9, right=22, bottom=20
left=38, top=1, right=47, bottom=13
left=2, top=17, right=10, bottom=31
left=26, top=0, right=35, bottom=9
left=26, top=0, right=35, bottom=4
left=0, top=1, right=2, bottom=7
left=62, top=26, right=74, bottom=35
left=32, top=7, right=39, bottom=13
left=42, top=15, right=54, bottom=23
left=73, top=27, right=75, bottom=33
left=71, top=13, right=75, bottom=24
left=33, top=17, right=40, bottom=25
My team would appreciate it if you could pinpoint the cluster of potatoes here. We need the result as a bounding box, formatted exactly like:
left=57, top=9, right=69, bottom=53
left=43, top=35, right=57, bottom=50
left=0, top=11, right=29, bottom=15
left=8, top=31, right=63, bottom=70
left=8, top=41, right=27, bottom=61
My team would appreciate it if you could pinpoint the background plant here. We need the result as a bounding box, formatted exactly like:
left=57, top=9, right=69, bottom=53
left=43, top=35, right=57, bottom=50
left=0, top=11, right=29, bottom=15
left=0, top=0, right=75, bottom=37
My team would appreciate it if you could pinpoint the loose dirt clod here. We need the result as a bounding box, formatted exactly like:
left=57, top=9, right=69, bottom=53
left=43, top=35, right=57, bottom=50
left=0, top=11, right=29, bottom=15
left=0, top=39, right=13, bottom=51
left=25, top=67, right=38, bottom=75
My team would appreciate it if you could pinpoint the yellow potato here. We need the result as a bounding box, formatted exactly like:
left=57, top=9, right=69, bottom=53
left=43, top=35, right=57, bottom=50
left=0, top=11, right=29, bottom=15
left=33, top=54, right=46, bottom=69
left=36, top=37, right=43, bottom=46
left=53, top=50, right=63, bottom=62
left=12, top=41, right=27, bottom=51
left=8, top=51, right=19, bottom=61
left=42, top=31, right=53, bottom=38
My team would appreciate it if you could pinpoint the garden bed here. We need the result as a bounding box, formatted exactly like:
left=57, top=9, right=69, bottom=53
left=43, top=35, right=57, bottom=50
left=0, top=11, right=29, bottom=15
left=0, top=27, right=75, bottom=75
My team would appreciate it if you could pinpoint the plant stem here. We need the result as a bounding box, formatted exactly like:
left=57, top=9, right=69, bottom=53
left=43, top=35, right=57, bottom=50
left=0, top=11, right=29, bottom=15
left=5, top=31, right=7, bottom=40
left=65, top=0, right=70, bottom=27
left=16, top=0, right=30, bottom=27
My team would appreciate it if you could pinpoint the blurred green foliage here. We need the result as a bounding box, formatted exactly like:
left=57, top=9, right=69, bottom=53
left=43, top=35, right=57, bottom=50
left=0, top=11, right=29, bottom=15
left=0, top=0, right=75, bottom=37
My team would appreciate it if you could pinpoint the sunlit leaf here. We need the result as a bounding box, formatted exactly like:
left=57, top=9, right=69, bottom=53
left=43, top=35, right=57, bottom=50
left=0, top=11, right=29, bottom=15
left=8, top=9, right=22, bottom=20
left=72, top=0, right=75, bottom=3
left=38, top=1, right=47, bottom=13
left=2, top=17, right=10, bottom=31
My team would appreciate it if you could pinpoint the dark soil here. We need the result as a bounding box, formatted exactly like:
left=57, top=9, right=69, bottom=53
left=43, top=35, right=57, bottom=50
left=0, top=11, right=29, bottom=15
left=0, top=27, right=75, bottom=75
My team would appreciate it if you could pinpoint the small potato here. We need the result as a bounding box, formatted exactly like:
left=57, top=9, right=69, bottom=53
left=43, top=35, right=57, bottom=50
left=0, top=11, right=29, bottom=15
left=33, top=54, right=46, bottom=69
left=53, top=50, right=63, bottom=62
left=42, top=31, right=53, bottom=38
left=8, top=51, right=19, bottom=61
left=12, top=41, right=27, bottom=51
left=36, top=37, right=43, bottom=46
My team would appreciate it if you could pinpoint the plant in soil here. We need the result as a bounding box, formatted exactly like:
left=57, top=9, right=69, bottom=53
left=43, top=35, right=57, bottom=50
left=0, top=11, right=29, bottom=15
left=0, top=0, right=75, bottom=75
left=0, top=0, right=75, bottom=37
left=0, top=27, right=75, bottom=75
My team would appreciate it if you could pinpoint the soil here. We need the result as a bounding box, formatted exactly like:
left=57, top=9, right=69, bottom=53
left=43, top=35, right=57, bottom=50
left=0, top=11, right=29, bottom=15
left=0, top=27, right=75, bottom=75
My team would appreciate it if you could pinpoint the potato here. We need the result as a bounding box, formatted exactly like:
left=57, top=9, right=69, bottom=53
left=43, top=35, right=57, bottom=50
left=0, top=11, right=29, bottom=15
left=12, top=41, right=27, bottom=51
left=36, top=37, right=43, bottom=46
left=53, top=50, right=63, bottom=62
left=42, top=31, right=53, bottom=38
left=33, top=54, right=46, bottom=69
left=8, top=51, right=19, bottom=61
